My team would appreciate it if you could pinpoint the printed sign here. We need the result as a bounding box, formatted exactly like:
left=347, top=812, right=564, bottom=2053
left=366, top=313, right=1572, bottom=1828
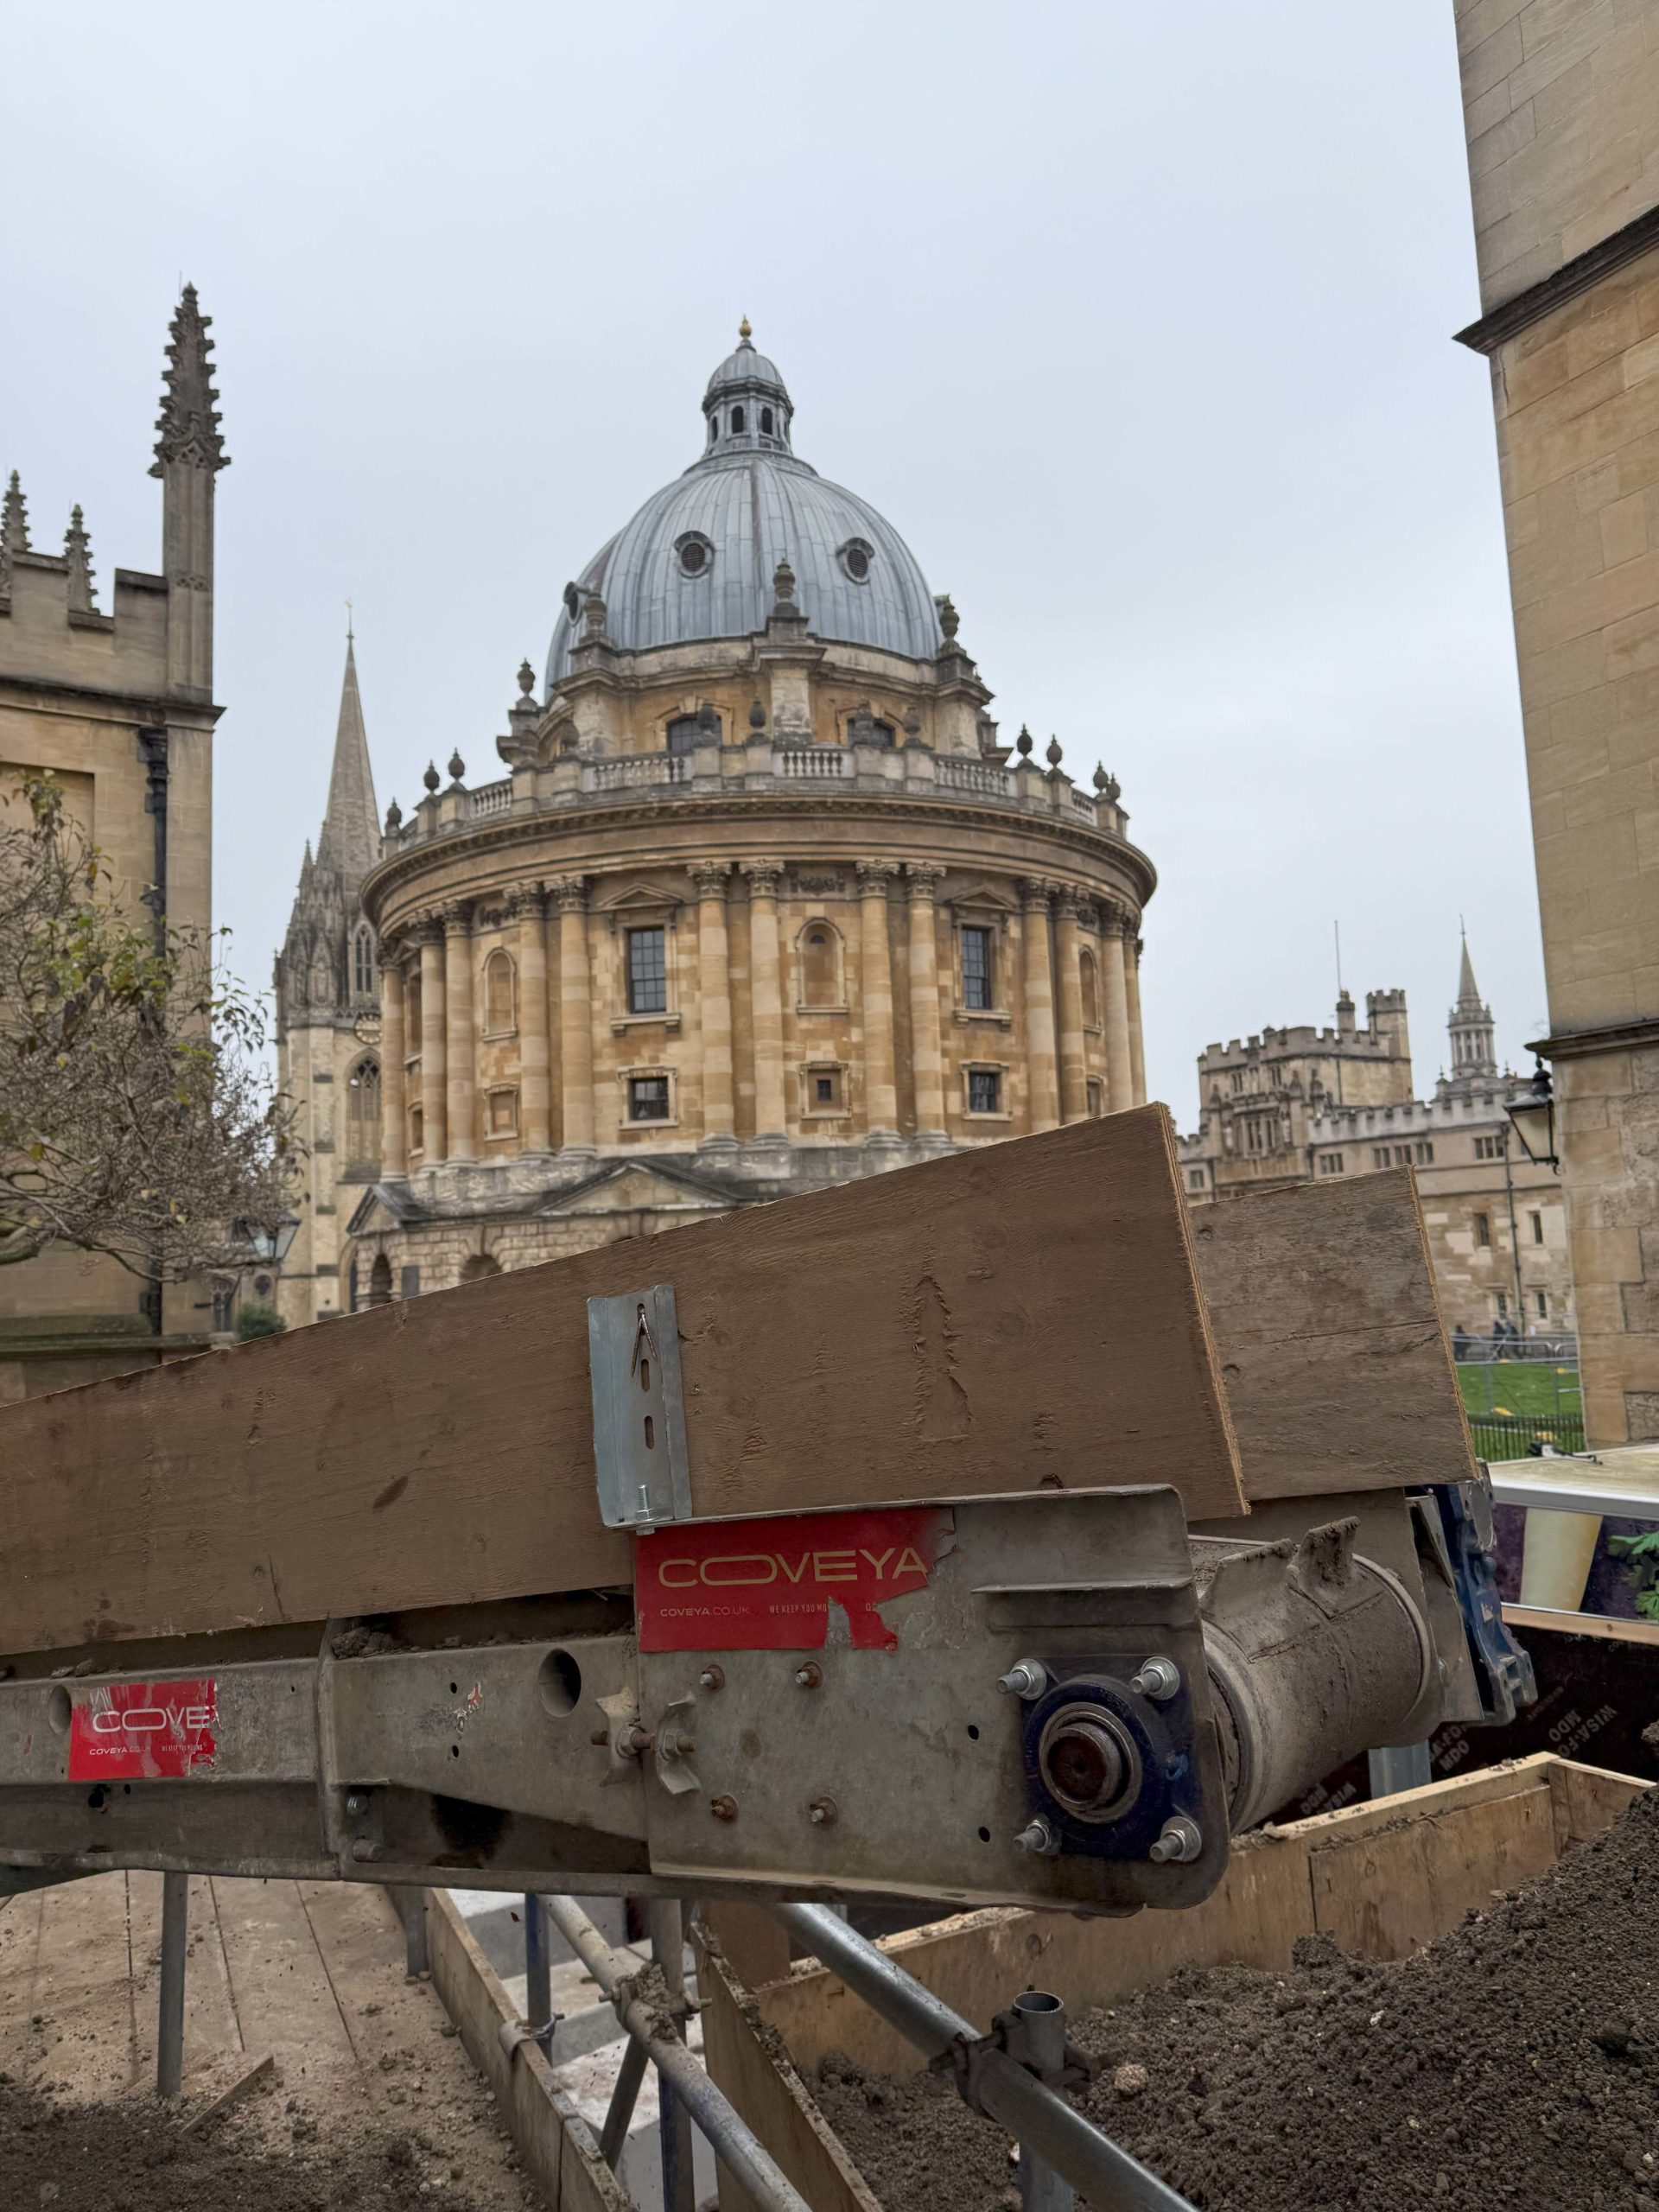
left=67, top=1677, right=218, bottom=1781
left=635, top=1505, right=956, bottom=1654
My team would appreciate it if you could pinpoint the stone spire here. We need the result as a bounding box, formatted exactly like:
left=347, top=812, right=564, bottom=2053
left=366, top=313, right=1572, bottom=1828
left=150, top=286, right=228, bottom=477
left=64, top=505, right=97, bottom=613
left=0, top=471, right=29, bottom=599
left=1447, top=928, right=1497, bottom=1082
left=315, top=633, right=381, bottom=890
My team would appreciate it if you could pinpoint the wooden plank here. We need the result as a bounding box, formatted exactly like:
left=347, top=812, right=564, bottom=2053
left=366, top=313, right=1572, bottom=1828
left=1544, top=1753, right=1649, bottom=1849
left=1192, top=1169, right=1478, bottom=1502
left=760, top=1822, right=1318, bottom=2081
left=424, top=1885, right=630, bottom=2212
left=1308, top=1782, right=1555, bottom=1961
left=700, top=1943, right=879, bottom=2212
left=1505, top=1602, right=1659, bottom=1647
left=0, top=1107, right=1245, bottom=1657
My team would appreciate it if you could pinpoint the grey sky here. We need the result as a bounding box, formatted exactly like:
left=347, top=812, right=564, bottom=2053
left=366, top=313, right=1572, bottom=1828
left=2, top=1, right=1530, bottom=1125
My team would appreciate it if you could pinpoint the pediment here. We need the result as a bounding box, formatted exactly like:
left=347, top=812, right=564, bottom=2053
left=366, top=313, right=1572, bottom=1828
left=590, top=875, right=689, bottom=917
left=942, top=875, right=1020, bottom=913
left=539, top=1160, right=735, bottom=1217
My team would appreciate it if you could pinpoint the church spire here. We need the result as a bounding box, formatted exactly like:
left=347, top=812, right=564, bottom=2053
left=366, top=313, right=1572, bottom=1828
left=1447, top=927, right=1497, bottom=1081
left=315, top=632, right=380, bottom=888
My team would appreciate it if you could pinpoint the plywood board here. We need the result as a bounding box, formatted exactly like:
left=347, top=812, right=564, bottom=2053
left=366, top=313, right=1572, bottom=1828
left=1191, top=1169, right=1478, bottom=1502
left=1308, top=1782, right=1555, bottom=1962
left=0, top=1106, right=1245, bottom=1657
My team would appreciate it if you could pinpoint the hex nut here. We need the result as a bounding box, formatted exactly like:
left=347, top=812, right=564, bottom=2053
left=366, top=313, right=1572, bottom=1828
left=345, top=1791, right=370, bottom=1817
left=710, top=1795, right=739, bottom=1822
left=807, top=1797, right=837, bottom=1827
left=794, top=1662, right=823, bottom=1690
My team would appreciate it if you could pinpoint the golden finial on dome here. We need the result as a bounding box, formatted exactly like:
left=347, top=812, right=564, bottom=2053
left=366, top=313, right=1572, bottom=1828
left=738, top=315, right=753, bottom=340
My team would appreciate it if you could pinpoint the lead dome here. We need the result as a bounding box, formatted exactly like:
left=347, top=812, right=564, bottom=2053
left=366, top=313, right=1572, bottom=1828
left=546, top=326, right=944, bottom=685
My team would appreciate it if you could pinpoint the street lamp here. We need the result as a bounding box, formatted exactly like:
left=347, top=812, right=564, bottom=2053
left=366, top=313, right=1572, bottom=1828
left=234, top=1210, right=301, bottom=1266
left=1506, top=1058, right=1558, bottom=1171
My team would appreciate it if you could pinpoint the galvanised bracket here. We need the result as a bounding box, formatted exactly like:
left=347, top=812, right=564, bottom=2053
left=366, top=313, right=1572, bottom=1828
left=588, top=1284, right=693, bottom=1532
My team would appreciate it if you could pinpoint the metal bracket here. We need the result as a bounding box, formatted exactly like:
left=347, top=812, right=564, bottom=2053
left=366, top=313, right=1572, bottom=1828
left=928, top=2002, right=1093, bottom=2119
left=588, top=1285, right=692, bottom=1531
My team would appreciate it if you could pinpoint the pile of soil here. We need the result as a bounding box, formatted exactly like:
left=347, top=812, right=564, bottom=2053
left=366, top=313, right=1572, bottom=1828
left=0, top=2069, right=528, bottom=2212
left=817, top=1787, right=1659, bottom=2212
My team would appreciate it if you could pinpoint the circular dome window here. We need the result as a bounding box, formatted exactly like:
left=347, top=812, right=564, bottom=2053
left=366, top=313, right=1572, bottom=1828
left=563, top=582, right=582, bottom=623
left=838, top=538, right=874, bottom=584
left=676, top=531, right=715, bottom=579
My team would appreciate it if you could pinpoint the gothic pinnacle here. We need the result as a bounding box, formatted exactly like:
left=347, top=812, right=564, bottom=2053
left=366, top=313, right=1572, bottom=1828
left=64, top=505, right=97, bottom=613
left=151, top=283, right=229, bottom=477
left=2, top=471, right=30, bottom=558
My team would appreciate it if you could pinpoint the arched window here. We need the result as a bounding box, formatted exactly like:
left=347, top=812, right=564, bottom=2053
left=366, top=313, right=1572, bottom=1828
left=461, top=1252, right=503, bottom=1284
left=760, top=406, right=774, bottom=435
left=731, top=405, right=746, bottom=434
left=368, top=1252, right=393, bottom=1307
left=353, top=925, right=376, bottom=999
left=406, top=973, right=422, bottom=1053
left=666, top=714, right=707, bottom=754
left=1080, top=949, right=1100, bottom=1030
left=346, top=1055, right=380, bottom=1168
left=483, top=947, right=517, bottom=1035
left=799, top=920, right=843, bottom=1009
left=869, top=719, right=896, bottom=748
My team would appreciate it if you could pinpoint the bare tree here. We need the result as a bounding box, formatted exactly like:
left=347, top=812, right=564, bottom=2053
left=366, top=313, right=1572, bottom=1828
left=0, top=772, right=298, bottom=1275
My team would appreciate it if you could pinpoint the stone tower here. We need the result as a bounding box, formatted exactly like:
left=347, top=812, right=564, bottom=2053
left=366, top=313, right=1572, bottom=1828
left=1446, top=933, right=1497, bottom=1084
left=274, top=636, right=383, bottom=1325
left=0, top=289, right=226, bottom=1400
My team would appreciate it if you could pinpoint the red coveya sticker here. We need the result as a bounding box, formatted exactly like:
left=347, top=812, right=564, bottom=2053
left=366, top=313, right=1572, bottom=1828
left=635, top=1506, right=955, bottom=1653
left=67, top=1678, right=218, bottom=1781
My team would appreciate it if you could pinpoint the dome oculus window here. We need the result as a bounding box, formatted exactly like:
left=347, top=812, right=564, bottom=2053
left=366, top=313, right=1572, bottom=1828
left=563, top=582, right=583, bottom=623
left=837, top=537, right=874, bottom=584
left=675, top=531, right=715, bottom=580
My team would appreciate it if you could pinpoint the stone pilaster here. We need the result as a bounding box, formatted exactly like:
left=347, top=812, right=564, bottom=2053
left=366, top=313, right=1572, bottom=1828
left=857, top=861, right=900, bottom=1139
left=694, top=861, right=736, bottom=1146
left=741, top=861, right=786, bottom=1141
left=442, top=904, right=477, bottom=1162
left=418, top=923, right=448, bottom=1165
left=381, top=952, right=408, bottom=1177
left=1127, top=934, right=1147, bottom=1108
left=552, top=876, right=594, bottom=1154
left=1102, top=905, right=1135, bottom=1115
left=906, top=864, right=947, bottom=1141
left=1020, top=879, right=1060, bottom=1134
left=1054, top=886, right=1087, bottom=1123
left=512, top=883, right=553, bottom=1151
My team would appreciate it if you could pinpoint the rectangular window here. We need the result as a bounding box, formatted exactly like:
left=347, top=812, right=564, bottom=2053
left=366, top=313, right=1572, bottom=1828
left=1474, top=1134, right=1506, bottom=1161
left=961, top=925, right=994, bottom=1011
left=807, top=1065, right=843, bottom=1111
left=1535, top=1289, right=1548, bottom=1317
left=488, top=1088, right=518, bottom=1135
left=1373, top=1147, right=1390, bottom=1170
left=1188, top=1169, right=1205, bottom=1191
left=627, top=926, right=668, bottom=1015
left=628, top=1074, right=671, bottom=1122
left=1475, top=1212, right=1491, bottom=1248
left=399, top=1266, right=421, bottom=1300
left=1530, top=1211, right=1543, bottom=1244
left=1415, top=1141, right=1433, bottom=1165
left=1496, top=1289, right=1508, bottom=1316
left=1086, top=1078, right=1103, bottom=1119
left=968, top=1067, right=1001, bottom=1115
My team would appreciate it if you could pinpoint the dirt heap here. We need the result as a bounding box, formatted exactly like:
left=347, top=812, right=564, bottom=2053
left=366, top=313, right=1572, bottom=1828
left=817, top=1787, right=1659, bottom=2212
left=0, top=2070, right=530, bottom=2212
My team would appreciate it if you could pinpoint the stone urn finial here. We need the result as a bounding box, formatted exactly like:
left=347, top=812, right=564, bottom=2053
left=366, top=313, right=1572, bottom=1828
left=1016, top=726, right=1033, bottom=759
left=423, top=760, right=442, bottom=794
left=447, top=749, right=466, bottom=784
left=385, top=798, right=404, bottom=831
left=1046, top=734, right=1063, bottom=768
left=937, top=594, right=960, bottom=640
left=517, top=659, right=536, bottom=697
left=772, top=557, right=796, bottom=605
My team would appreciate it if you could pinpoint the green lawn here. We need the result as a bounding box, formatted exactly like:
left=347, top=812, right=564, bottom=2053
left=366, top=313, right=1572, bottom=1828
left=1456, top=1362, right=1582, bottom=1424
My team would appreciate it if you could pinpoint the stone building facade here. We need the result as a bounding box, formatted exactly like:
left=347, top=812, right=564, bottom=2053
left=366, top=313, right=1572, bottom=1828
left=0, top=289, right=226, bottom=1401
left=346, top=330, right=1152, bottom=1297
left=1453, top=0, right=1659, bottom=1436
left=273, top=637, right=383, bottom=1327
left=1179, top=942, right=1573, bottom=1337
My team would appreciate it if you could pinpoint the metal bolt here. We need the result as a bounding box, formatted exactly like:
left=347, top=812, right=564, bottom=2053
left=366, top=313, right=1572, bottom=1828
left=624, top=1725, right=656, bottom=1757
left=807, top=1797, right=837, bottom=1826
left=345, top=1791, right=370, bottom=1817
left=1013, top=1815, right=1060, bottom=1857
left=794, top=1662, right=823, bottom=1690
left=698, top=1664, right=726, bottom=1693
left=1148, top=1815, right=1203, bottom=1866
left=709, top=1795, right=738, bottom=1822
left=1129, top=1656, right=1181, bottom=1703
left=664, top=1732, right=697, bottom=1760
left=997, top=1659, right=1049, bottom=1701
left=351, top=1838, right=386, bottom=1865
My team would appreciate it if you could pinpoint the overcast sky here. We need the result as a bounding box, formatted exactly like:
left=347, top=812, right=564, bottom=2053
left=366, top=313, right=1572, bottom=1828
left=2, top=1, right=1531, bottom=1126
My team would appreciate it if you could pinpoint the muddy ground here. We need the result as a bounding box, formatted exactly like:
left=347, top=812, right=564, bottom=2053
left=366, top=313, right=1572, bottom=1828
left=817, top=1786, right=1659, bottom=2212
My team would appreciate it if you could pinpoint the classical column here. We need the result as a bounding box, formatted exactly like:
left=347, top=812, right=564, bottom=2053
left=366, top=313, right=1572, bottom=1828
left=442, top=905, right=477, bottom=1162
left=1102, top=905, right=1135, bottom=1114
left=552, top=876, right=594, bottom=1154
left=418, top=923, right=447, bottom=1165
left=906, top=865, right=947, bottom=1141
left=742, top=861, right=786, bottom=1141
left=1020, top=879, right=1060, bottom=1135
left=692, top=862, right=736, bottom=1147
left=1126, top=932, right=1147, bottom=1107
left=512, top=884, right=552, bottom=1151
left=857, top=861, right=900, bottom=1139
left=1054, top=886, right=1087, bottom=1124
left=380, top=951, right=408, bottom=1177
